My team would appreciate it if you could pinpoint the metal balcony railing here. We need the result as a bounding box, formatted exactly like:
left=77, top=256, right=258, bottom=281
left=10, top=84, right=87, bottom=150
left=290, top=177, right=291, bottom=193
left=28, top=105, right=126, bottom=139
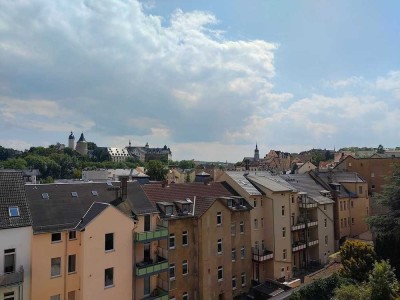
left=135, top=258, right=168, bottom=277
left=251, top=247, right=274, bottom=262
left=0, top=267, right=24, bottom=287
left=142, top=287, right=169, bottom=300
left=134, top=226, right=168, bottom=243
left=292, top=241, right=306, bottom=252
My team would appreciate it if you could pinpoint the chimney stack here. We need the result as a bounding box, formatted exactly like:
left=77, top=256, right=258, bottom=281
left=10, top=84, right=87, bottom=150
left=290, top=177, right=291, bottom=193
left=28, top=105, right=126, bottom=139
left=120, top=176, right=128, bottom=200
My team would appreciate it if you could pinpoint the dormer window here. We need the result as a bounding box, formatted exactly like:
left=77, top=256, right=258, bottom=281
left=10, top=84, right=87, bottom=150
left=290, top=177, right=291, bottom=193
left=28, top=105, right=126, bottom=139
left=42, top=193, right=49, bottom=199
left=227, top=199, right=233, bottom=207
left=92, top=190, right=98, bottom=196
left=8, top=207, right=20, bottom=217
left=182, top=204, right=189, bottom=213
left=165, top=206, right=173, bottom=216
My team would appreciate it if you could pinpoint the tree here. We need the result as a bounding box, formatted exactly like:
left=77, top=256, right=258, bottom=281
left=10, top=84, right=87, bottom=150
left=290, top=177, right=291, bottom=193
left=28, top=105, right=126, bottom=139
left=178, top=160, right=195, bottom=169
left=145, top=160, right=168, bottom=181
left=333, top=283, right=370, bottom=300
left=369, top=260, right=399, bottom=300
left=1, top=158, right=27, bottom=169
left=340, top=240, right=376, bottom=282
left=310, top=152, right=324, bottom=167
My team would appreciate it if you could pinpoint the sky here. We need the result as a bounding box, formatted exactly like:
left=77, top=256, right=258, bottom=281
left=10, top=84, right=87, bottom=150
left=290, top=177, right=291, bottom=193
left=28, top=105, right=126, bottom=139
left=1, top=0, right=400, bottom=162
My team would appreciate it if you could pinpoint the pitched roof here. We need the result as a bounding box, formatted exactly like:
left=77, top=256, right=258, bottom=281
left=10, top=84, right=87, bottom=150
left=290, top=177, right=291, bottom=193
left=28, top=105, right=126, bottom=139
left=76, top=202, right=109, bottom=229
left=224, top=171, right=262, bottom=196
left=0, top=171, right=32, bottom=229
left=26, top=181, right=156, bottom=233
left=246, top=174, right=293, bottom=193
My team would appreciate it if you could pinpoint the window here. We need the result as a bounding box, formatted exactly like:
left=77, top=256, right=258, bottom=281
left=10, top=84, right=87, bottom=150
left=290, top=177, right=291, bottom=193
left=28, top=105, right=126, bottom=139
left=344, top=218, right=347, bottom=227
left=8, top=207, right=20, bottom=217
left=323, top=204, right=326, bottom=211
left=241, top=272, right=246, bottom=286
left=182, top=231, right=188, bottom=246
left=371, top=172, right=375, bottom=178
left=91, top=190, right=98, bottom=196
left=69, top=231, right=77, bottom=240
left=351, top=201, right=354, bottom=208
left=182, top=260, right=188, bottom=275
left=68, top=254, right=76, bottom=273
left=283, top=249, right=287, bottom=260
left=105, top=233, right=114, bottom=251
left=4, top=292, right=14, bottom=300
left=169, top=234, right=175, bottom=249
left=340, top=201, right=343, bottom=211
left=291, top=195, right=294, bottom=203
left=232, top=276, right=237, bottom=289
left=358, top=186, right=363, bottom=194
left=227, top=199, right=233, bottom=207
left=282, top=227, right=286, bottom=238
left=254, top=218, right=258, bottom=229
left=261, top=218, right=264, bottom=228
left=240, top=246, right=245, bottom=259
left=352, top=217, right=355, bottom=225
left=144, top=214, right=151, bottom=231
left=51, top=257, right=61, bottom=277
left=344, top=201, right=346, bottom=210
left=217, top=212, right=222, bottom=225
left=4, top=249, right=15, bottom=273
left=169, top=264, right=175, bottom=280
left=325, top=235, right=328, bottom=245
left=261, top=199, right=263, bottom=206
left=262, top=240, right=265, bottom=250
left=71, top=192, right=78, bottom=197
left=144, top=276, right=150, bottom=296
left=341, top=218, right=343, bottom=228
left=182, top=292, right=188, bottom=300
left=217, top=239, right=223, bottom=254
left=281, top=205, right=285, bottom=216
left=240, top=221, right=245, bottom=234
left=104, top=267, right=114, bottom=287
left=231, top=248, right=236, bottom=261
left=231, top=223, right=236, bottom=235
left=255, top=241, right=259, bottom=250
left=291, top=213, right=295, bottom=225
left=372, top=184, right=375, bottom=189
left=165, top=206, right=173, bottom=216
left=50, top=295, right=60, bottom=300
left=68, top=291, right=76, bottom=300
left=253, top=200, right=257, bottom=207
left=218, top=266, right=223, bottom=281
left=51, top=232, right=61, bottom=243
left=324, top=218, right=327, bottom=228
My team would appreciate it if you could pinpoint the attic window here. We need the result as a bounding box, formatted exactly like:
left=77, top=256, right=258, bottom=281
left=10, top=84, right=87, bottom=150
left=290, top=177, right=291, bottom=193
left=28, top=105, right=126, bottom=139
left=9, top=207, right=20, bottom=217
left=92, top=191, right=98, bottom=196
left=165, top=206, right=173, bottom=216
left=182, top=204, right=189, bottom=213
left=227, top=199, right=233, bottom=207
left=71, top=192, right=78, bottom=197
left=107, top=181, right=113, bottom=186
left=42, top=193, right=49, bottom=199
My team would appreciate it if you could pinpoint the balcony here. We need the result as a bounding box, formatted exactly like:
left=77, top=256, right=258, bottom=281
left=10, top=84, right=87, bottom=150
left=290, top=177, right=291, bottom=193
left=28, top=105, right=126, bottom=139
left=292, top=241, right=306, bottom=252
left=252, top=248, right=274, bottom=262
left=291, top=223, right=305, bottom=231
left=136, top=257, right=169, bottom=277
left=299, top=202, right=318, bottom=209
left=142, top=287, right=168, bottom=300
left=0, top=267, right=24, bottom=287
left=307, top=220, right=318, bottom=227
left=308, top=239, right=319, bottom=247
left=135, top=226, right=168, bottom=243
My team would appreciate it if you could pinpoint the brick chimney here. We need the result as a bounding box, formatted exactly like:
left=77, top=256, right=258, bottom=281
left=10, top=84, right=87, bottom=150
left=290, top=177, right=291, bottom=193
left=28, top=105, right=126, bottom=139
left=120, top=176, right=128, bottom=200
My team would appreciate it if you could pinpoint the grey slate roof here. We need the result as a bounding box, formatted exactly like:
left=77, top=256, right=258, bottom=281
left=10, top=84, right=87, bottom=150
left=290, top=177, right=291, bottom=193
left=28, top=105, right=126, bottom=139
left=0, top=171, right=32, bottom=229
left=26, top=181, right=156, bottom=233
left=224, top=172, right=262, bottom=196
left=247, top=174, right=293, bottom=192
left=76, top=202, right=109, bottom=229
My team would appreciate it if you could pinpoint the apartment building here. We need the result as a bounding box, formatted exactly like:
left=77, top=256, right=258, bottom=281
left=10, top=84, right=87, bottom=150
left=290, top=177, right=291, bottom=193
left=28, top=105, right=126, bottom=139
left=220, top=172, right=335, bottom=282
left=142, top=182, right=253, bottom=300
left=0, top=171, right=32, bottom=300
left=25, top=179, right=163, bottom=300
left=310, top=170, right=370, bottom=246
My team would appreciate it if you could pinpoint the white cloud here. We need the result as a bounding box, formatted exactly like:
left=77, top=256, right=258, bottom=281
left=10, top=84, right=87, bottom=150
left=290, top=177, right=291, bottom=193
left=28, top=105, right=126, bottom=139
left=375, top=71, right=400, bottom=99
left=323, top=76, right=363, bottom=89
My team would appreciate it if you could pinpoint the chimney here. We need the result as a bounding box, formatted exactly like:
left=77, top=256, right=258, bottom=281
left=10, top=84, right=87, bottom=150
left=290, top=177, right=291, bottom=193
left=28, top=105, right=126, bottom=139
left=120, top=176, right=128, bottom=200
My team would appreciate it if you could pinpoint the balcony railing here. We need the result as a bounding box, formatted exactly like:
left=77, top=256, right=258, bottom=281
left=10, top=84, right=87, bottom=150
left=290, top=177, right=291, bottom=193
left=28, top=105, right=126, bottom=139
left=299, top=202, right=318, bottom=209
left=292, top=241, right=306, bottom=252
left=0, top=267, right=24, bottom=287
left=142, top=287, right=169, bottom=300
left=308, top=239, right=319, bottom=247
left=291, top=223, right=306, bottom=231
left=135, top=258, right=168, bottom=277
left=252, top=248, right=274, bottom=262
left=135, top=226, right=168, bottom=243
left=307, top=220, right=318, bottom=227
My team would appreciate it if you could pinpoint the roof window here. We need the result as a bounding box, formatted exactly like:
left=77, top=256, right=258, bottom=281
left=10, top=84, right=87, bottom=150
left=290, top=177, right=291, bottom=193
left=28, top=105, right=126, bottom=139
left=92, top=190, right=98, bottom=196
left=9, top=207, right=20, bottom=217
left=71, top=192, right=78, bottom=197
left=42, top=193, right=49, bottom=199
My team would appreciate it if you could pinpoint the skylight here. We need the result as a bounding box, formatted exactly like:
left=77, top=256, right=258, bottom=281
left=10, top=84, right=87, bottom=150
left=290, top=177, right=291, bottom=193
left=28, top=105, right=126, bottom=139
left=9, top=207, right=20, bottom=217
left=42, top=193, right=49, bottom=199
left=71, top=192, right=78, bottom=197
left=92, top=190, right=98, bottom=196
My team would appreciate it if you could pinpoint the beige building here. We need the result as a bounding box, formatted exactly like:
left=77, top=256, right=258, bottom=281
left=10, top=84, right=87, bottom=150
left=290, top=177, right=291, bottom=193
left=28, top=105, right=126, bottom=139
left=220, top=172, right=335, bottom=282
left=143, top=182, right=253, bottom=300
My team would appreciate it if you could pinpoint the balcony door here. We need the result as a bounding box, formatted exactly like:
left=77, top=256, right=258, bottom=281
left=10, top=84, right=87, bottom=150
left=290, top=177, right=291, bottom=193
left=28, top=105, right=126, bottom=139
left=4, top=249, right=16, bottom=273
left=144, top=214, right=151, bottom=232
left=144, top=243, right=151, bottom=262
left=144, top=276, right=150, bottom=296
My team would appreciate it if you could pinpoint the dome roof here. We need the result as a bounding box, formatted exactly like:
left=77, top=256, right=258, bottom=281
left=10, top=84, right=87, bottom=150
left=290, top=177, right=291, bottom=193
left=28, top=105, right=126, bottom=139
left=69, top=131, right=74, bottom=139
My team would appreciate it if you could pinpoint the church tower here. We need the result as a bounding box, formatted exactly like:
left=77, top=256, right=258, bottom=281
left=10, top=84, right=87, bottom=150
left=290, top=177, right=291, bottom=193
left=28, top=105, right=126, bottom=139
left=75, top=132, right=88, bottom=156
left=254, top=143, right=260, bottom=161
left=68, top=131, right=75, bottom=149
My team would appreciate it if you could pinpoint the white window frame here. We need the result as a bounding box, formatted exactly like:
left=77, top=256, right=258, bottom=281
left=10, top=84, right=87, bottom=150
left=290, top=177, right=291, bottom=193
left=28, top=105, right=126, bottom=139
left=182, top=231, right=188, bottom=246
left=217, top=266, right=223, bottom=281
left=182, top=260, right=188, bottom=276
left=217, top=239, right=223, bottom=254
left=217, top=212, right=222, bottom=225
left=169, top=233, right=175, bottom=249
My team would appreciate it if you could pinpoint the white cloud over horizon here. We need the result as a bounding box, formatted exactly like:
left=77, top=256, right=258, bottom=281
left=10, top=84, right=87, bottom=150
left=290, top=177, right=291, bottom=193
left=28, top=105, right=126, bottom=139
left=0, top=0, right=399, bottom=161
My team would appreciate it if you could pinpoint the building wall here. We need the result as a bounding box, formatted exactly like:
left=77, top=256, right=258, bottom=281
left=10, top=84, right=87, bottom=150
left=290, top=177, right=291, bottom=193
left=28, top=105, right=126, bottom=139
left=31, top=230, right=80, bottom=300
left=81, top=207, right=135, bottom=300
left=0, top=226, right=32, bottom=300
left=317, top=203, right=335, bottom=265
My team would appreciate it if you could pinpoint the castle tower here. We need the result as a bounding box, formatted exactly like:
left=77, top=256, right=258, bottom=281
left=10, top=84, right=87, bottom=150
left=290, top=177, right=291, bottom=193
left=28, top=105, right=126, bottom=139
left=75, top=132, right=88, bottom=156
left=254, top=143, right=260, bottom=161
left=68, top=131, right=75, bottom=149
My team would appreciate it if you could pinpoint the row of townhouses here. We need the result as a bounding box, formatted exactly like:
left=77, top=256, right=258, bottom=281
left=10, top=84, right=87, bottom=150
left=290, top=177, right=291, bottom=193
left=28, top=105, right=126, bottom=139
left=0, top=169, right=370, bottom=300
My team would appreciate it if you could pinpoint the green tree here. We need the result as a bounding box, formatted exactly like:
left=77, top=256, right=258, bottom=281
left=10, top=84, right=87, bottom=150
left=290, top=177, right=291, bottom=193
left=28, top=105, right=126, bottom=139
left=145, top=160, right=168, bottom=181
left=1, top=158, right=27, bottom=169
left=333, top=283, right=371, bottom=300
left=178, top=160, right=195, bottom=169
left=369, top=260, right=399, bottom=300
left=310, top=152, right=324, bottom=166
left=340, top=240, right=376, bottom=282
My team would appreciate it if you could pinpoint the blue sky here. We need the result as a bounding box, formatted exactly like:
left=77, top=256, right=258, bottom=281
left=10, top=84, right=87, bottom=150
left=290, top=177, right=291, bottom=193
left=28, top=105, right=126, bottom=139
left=1, top=0, right=399, bottom=161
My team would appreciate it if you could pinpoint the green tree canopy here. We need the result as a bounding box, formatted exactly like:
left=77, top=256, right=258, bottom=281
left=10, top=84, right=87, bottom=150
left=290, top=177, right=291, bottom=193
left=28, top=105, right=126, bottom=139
left=369, top=260, right=399, bottom=300
left=333, top=282, right=370, bottom=300
left=146, top=160, right=168, bottom=181
left=340, top=240, right=376, bottom=282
